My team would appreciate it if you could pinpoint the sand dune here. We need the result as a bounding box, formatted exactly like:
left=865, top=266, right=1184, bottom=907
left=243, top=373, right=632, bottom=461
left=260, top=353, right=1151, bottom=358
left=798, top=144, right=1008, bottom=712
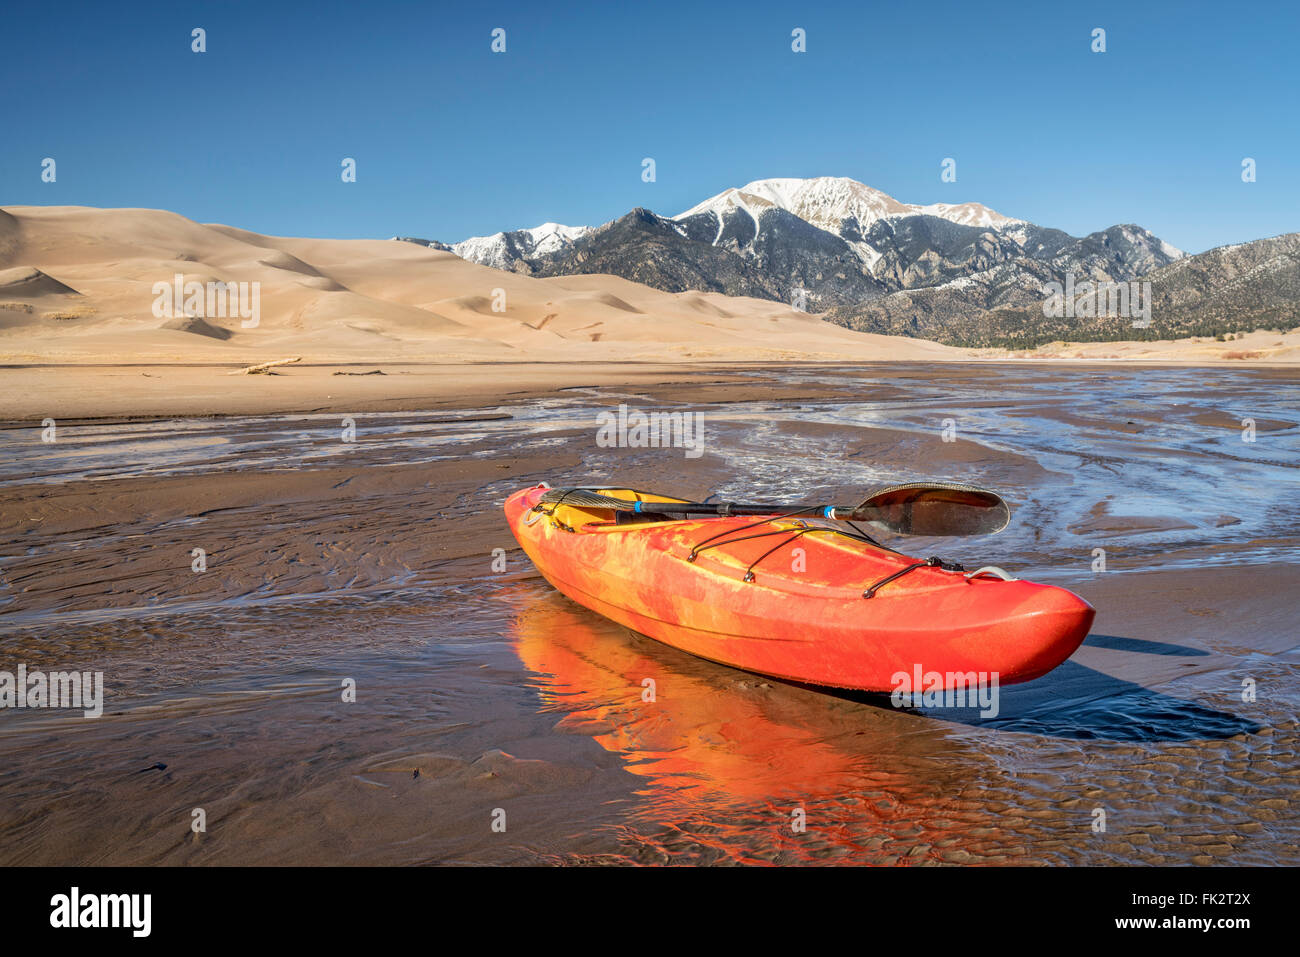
left=1, top=205, right=1294, bottom=373
left=1017, top=330, right=1300, bottom=363
left=158, top=315, right=232, bottom=340
left=0, top=265, right=80, bottom=297
left=677, top=293, right=736, bottom=318
left=0, top=209, right=21, bottom=260
left=0, top=205, right=966, bottom=364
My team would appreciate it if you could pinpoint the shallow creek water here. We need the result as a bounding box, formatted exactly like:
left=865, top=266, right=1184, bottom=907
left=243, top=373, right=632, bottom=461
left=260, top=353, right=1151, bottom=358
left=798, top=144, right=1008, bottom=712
left=0, top=364, right=1296, bottom=864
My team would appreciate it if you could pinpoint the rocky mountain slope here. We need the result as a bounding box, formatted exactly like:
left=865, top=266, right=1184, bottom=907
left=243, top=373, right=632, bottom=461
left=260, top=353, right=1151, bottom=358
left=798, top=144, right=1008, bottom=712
left=830, top=233, right=1300, bottom=347
left=406, top=177, right=1184, bottom=324
left=398, top=176, right=1300, bottom=347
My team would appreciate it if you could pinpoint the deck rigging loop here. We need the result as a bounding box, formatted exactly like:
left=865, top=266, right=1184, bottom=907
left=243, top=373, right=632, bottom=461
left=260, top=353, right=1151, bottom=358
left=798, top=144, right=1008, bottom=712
left=965, top=565, right=1017, bottom=581
left=529, top=487, right=583, bottom=532
left=862, top=556, right=966, bottom=599
left=684, top=511, right=905, bottom=584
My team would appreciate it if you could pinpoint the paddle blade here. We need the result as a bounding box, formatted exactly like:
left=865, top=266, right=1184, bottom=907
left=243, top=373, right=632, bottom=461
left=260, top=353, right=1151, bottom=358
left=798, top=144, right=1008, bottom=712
left=537, top=488, right=640, bottom=510
left=852, top=482, right=1010, bottom=536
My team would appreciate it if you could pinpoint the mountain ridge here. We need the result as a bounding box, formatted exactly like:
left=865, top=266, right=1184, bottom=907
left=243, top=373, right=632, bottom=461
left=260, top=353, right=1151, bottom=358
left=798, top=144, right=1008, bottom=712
left=828, top=231, right=1300, bottom=348
left=407, top=177, right=1184, bottom=312
left=394, top=175, right=1294, bottom=347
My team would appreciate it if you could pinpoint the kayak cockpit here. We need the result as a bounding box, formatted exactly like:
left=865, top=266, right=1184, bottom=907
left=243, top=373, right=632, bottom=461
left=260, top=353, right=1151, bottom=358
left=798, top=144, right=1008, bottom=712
left=528, top=487, right=699, bottom=531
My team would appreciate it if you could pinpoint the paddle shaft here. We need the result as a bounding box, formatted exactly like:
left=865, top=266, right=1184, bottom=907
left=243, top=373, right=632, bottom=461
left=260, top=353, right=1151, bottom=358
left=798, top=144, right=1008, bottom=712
left=621, top=500, right=866, bottom=520
left=536, top=485, right=1011, bottom=537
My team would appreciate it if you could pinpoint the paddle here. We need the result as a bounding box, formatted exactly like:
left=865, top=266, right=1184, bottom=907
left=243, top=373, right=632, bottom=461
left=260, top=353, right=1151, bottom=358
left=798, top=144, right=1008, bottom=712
left=537, top=482, right=1010, bottom=537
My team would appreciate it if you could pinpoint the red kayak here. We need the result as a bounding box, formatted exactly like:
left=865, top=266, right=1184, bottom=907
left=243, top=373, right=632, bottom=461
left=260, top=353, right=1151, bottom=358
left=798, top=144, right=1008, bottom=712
left=504, top=485, right=1094, bottom=692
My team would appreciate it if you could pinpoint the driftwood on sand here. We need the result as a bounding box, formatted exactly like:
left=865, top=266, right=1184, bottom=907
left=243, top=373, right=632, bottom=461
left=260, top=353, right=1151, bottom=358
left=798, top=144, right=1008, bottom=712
left=228, top=357, right=302, bottom=375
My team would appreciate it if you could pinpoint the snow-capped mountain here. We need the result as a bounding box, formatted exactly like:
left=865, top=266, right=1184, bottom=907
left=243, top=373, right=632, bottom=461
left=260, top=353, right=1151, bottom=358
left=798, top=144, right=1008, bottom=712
left=670, top=176, right=1031, bottom=277
left=444, top=177, right=1024, bottom=274
left=398, top=176, right=1185, bottom=331
left=449, top=222, right=591, bottom=272
left=678, top=177, right=914, bottom=233
left=678, top=176, right=1020, bottom=236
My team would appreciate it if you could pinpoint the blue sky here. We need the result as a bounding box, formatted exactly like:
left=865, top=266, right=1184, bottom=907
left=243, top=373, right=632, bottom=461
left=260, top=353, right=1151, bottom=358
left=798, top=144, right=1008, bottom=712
left=2, top=0, right=1295, bottom=253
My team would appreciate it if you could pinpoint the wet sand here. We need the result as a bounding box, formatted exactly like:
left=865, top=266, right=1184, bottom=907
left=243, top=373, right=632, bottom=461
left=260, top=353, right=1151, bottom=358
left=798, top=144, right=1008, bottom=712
left=0, top=364, right=1296, bottom=865
left=1, top=357, right=1298, bottom=422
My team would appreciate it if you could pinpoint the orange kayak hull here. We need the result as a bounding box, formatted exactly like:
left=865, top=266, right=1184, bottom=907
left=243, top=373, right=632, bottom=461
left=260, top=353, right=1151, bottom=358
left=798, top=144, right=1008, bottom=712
left=504, top=486, right=1094, bottom=692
